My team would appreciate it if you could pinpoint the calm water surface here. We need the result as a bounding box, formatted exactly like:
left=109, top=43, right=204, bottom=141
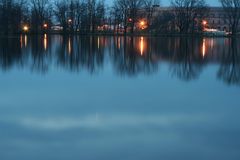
left=0, top=35, right=240, bottom=160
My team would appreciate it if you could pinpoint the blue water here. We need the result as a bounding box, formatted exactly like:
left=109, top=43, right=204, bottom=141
left=0, top=35, right=240, bottom=160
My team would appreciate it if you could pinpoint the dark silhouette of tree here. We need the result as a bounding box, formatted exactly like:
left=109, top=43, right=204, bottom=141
left=219, top=0, right=240, bottom=35
left=54, top=0, right=69, bottom=33
left=113, top=0, right=128, bottom=34
left=151, top=11, right=175, bottom=33
left=110, top=3, right=124, bottom=34
left=171, top=0, right=208, bottom=33
left=0, top=0, right=27, bottom=34
left=218, top=38, right=240, bottom=85
left=143, top=0, right=161, bottom=31
left=30, top=0, right=52, bottom=33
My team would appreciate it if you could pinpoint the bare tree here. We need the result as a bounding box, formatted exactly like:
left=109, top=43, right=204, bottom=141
left=0, top=0, right=27, bottom=34
left=219, top=0, right=240, bottom=35
left=31, top=0, right=52, bottom=33
left=171, top=0, right=208, bottom=34
left=110, top=3, right=123, bottom=33
left=54, top=0, right=69, bottom=33
left=128, top=0, right=144, bottom=33
left=113, top=0, right=128, bottom=34
left=143, top=0, right=161, bottom=31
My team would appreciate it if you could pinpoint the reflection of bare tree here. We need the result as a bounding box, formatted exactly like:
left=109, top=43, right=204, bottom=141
left=56, top=36, right=105, bottom=73
left=0, top=37, right=23, bottom=70
left=218, top=38, right=240, bottom=85
left=30, top=35, right=52, bottom=73
left=111, top=36, right=157, bottom=76
left=171, top=37, right=203, bottom=81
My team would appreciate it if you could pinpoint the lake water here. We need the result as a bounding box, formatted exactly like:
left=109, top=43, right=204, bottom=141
left=0, top=35, right=240, bottom=160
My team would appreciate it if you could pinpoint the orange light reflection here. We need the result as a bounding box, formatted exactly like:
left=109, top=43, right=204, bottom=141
left=43, top=34, right=47, bottom=51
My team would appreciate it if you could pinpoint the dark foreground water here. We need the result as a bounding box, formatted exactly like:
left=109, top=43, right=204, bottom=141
left=0, top=35, right=240, bottom=160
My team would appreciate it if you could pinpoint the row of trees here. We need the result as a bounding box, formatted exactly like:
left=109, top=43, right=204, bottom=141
left=1, top=0, right=240, bottom=35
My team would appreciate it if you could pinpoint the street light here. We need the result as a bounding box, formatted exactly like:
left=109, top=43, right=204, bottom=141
left=23, top=25, right=29, bottom=32
left=43, top=23, right=48, bottom=28
left=139, top=20, right=147, bottom=30
left=202, top=20, right=207, bottom=26
left=140, top=21, right=145, bottom=26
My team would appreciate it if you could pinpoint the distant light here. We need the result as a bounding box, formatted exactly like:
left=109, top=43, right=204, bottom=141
left=68, top=19, right=72, bottom=23
left=140, top=21, right=145, bottom=26
left=43, top=23, right=48, bottom=28
left=139, top=20, right=147, bottom=30
left=23, top=25, right=29, bottom=32
left=202, top=20, right=207, bottom=26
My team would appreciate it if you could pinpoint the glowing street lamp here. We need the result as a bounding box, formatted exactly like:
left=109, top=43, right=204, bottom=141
left=202, top=20, right=207, bottom=26
left=139, top=20, right=147, bottom=30
left=140, top=21, right=145, bottom=26
left=23, top=25, right=29, bottom=32
left=43, top=23, right=48, bottom=28
left=68, top=19, right=72, bottom=23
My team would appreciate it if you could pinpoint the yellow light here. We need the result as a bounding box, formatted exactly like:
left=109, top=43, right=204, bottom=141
left=202, top=39, right=206, bottom=58
left=140, top=21, right=145, bottom=26
left=140, top=37, right=144, bottom=56
left=23, top=25, right=29, bottom=32
left=43, top=34, right=47, bottom=51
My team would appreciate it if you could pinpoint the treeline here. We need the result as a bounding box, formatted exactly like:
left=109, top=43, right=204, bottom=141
left=0, top=0, right=240, bottom=35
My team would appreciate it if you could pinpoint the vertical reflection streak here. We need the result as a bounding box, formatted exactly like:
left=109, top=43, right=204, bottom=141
left=44, top=34, right=47, bottom=51
left=97, top=37, right=100, bottom=49
left=68, top=37, right=72, bottom=55
left=20, top=35, right=23, bottom=48
left=202, top=39, right=206, bottom=58
left=140, top=37, right=144, bottom=56
left=24, top=35, right=27, bottom=47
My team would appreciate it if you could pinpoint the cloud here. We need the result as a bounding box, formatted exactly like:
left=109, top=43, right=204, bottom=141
left=16, top=113, right=213, bottom=130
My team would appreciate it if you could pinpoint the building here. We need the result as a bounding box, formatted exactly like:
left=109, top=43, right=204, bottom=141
left=144, top=6, right=238, bottom=33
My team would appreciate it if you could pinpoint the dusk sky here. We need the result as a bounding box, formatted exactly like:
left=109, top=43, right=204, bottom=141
left=107, top=0, right=220, bottom=6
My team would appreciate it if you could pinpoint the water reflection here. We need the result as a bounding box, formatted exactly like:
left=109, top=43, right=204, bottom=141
left=218, top=38, right=240, bottom=85
left=0, top=35, right=240, bottom=85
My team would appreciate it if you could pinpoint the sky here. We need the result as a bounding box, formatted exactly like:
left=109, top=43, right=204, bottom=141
left=107, top=0, right=220, bottom=6
left=160, top=0, right=220, bottom=6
